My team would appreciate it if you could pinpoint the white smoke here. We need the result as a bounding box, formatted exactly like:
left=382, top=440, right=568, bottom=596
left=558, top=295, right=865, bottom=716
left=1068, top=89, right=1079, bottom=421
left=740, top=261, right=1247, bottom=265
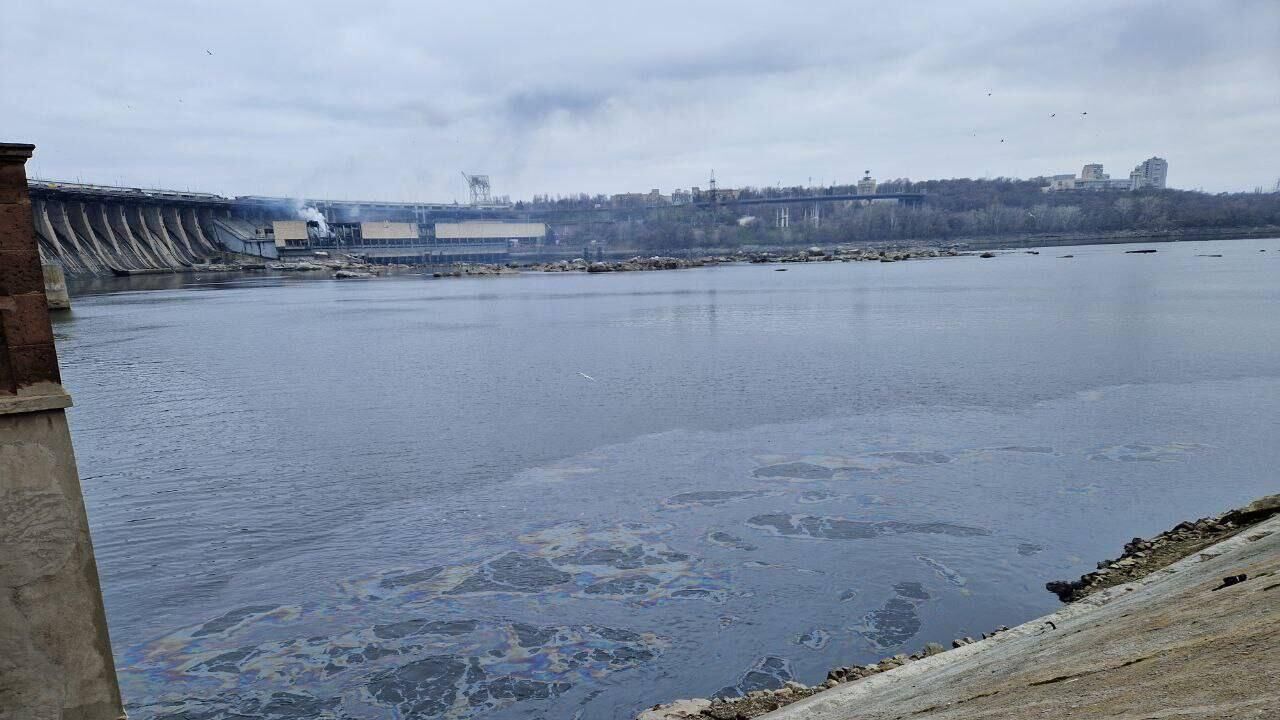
left=296, top=206, right=330, bottom=236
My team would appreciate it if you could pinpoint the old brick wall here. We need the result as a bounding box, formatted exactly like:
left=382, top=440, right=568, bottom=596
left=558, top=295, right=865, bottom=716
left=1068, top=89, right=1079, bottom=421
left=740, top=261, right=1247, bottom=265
left=0, top=143, right=60, bottom=395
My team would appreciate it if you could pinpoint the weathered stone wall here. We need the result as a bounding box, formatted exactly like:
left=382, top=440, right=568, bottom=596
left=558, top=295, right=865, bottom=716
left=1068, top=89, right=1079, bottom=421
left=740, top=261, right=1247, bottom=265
left=0, top=143, right=124, bottom=719
left=0, top=145, right=61, bottom=395
left=42, top=264, right=71, bottom=311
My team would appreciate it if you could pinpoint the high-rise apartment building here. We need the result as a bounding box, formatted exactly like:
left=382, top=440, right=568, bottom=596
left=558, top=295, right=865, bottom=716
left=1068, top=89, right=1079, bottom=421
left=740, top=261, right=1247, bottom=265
left=1129, top=157, right=1169, bottom=189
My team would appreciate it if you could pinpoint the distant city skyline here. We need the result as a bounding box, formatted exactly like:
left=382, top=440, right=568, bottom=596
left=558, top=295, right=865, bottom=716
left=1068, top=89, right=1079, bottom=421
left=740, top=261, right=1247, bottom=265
left=1045, top=156, right=1168, bottom=192
left=3, top=1, right=1277, bottom=200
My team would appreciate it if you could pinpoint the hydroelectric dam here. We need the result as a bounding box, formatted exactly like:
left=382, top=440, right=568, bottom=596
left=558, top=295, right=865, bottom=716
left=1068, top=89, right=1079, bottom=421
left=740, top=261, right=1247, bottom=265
left=27, top=181, right=546, bottom=275
left=27, top=179, right=927, bottom=276
left=28, top=181, right=229, bottom=275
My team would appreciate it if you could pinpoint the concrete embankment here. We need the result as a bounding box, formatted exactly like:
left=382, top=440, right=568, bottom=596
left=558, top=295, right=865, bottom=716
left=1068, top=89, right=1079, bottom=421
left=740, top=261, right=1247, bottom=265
left=642, top=495, right=1280, bottom=720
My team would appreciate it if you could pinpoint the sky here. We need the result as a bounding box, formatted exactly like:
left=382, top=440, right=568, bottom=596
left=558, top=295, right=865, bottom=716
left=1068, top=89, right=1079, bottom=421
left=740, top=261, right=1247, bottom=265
left=4, top=0, right=1278, bottom=201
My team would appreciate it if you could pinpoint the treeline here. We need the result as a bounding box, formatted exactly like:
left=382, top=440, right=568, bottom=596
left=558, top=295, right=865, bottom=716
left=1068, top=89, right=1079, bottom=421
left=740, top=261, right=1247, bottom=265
left=595, top=179, right=1280, bottom=251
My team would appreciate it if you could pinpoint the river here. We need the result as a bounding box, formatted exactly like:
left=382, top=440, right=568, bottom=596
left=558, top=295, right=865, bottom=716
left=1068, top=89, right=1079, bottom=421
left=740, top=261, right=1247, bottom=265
left=55, top=239, right=1280, bottom=719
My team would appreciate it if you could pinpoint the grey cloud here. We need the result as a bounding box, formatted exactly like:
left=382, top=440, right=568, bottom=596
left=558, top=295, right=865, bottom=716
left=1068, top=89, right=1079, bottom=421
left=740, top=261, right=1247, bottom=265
left=2, top=0, right=1277, bottom=199
left=236, top=94, right=459, bottom=130
left=503, top=88, right=612, bottom=123
left=495, top=39, right=810, bottom=126
left=637, top=42, right=811, bottom=84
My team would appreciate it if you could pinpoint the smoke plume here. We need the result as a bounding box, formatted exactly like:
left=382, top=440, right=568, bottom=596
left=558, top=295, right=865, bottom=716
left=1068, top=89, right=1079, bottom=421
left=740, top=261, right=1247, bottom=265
left=296, top=205, right=330, bottom=236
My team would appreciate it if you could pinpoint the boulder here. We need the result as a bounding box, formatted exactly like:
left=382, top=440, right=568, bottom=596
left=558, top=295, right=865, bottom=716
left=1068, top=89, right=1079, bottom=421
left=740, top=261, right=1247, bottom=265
left=635, top=698, right=711, bottom=720
left=1222, top=494, right=1280, bottom=525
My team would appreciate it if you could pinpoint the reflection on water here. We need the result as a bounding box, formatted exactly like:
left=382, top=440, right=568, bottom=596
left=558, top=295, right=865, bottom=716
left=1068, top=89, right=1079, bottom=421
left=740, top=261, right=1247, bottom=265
left=127, top=611, right=663, bottom=719
left=56, top=239, right=1280, bottom=718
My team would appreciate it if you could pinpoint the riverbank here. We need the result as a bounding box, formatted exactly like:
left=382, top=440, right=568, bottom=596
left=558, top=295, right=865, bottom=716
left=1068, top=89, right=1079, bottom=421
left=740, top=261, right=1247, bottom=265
left=955, top=225, right=1280, bottom=251
left=258, top=231, right=1276, bottom=279
left=523, top=227, right=1277, bottom=264
left=129, top=245, right=958, bottom=282
left=60, top=231, right=1278, bottom=286
left=435, top=246, right=961, bottom=277
left=639, top=494, right=1280, bottom=719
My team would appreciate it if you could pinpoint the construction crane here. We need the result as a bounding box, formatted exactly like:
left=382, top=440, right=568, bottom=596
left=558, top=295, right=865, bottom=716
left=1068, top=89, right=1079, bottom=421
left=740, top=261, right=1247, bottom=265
left=460, top=172, right=492, bottom=206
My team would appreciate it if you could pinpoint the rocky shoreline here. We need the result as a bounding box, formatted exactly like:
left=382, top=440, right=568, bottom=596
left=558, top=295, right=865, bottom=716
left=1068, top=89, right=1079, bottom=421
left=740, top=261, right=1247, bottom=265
left=638, top=625, right=1016, bottom=720
left=636, top=493, right=1280, bottom=720
left=1045, top=494, right=1280, bottom=602
left=431, top=245, right=963, bottom=278
left=529, top=255, right=718, bottom=273
left=243, top=244, right=963, bottom=281
left=263, top=259, right=389, bottom=279
left=224, top=233, right=1263, bottom=281
left=86, top=232, right=1280, bottom=281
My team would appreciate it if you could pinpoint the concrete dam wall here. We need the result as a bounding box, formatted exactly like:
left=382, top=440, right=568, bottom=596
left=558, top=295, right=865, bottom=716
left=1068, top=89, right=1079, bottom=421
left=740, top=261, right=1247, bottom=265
left=30, top=196, right=226, bottom=275
left=29, top=180, right=577, bottom=275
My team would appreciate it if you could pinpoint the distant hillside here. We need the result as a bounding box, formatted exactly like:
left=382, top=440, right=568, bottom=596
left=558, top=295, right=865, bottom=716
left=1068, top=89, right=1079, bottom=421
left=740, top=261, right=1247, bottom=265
left=597, top=179, right=1280, bottom=251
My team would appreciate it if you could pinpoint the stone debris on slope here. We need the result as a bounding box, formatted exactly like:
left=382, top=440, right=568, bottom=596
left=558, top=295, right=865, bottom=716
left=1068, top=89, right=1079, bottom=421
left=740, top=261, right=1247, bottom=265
left=1045, top=493, right=1280, bottom=602
left=638, top=629, right=1011, bottom=720
left=636, top=494, right=1280, bottom=720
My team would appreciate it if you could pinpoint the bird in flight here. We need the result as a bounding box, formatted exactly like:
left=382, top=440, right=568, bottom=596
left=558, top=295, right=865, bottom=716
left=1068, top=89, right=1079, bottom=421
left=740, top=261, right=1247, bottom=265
left=1050, top=113, right=1056, bottom=117
left=206, top=49, right=213, bottom=56
left=577, top=372, right=596, bottom=382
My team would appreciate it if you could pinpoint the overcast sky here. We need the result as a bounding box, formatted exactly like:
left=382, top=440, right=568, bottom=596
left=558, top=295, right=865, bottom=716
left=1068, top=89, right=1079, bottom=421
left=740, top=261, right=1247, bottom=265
left=4, top=1, right=1278, bottom=200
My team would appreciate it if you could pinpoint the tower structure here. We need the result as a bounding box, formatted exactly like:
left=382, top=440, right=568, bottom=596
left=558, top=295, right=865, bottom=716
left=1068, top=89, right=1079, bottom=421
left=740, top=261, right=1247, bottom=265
left=460, top=172, right=492, bottom=206
left=857, top=170, right=877, bottom=196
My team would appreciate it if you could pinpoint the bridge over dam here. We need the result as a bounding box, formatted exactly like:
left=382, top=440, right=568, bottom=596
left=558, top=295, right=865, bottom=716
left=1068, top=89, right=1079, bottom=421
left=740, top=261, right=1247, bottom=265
left=26, top=180, right=928, bottom=276
left=694, top=191, right=925, bottom=208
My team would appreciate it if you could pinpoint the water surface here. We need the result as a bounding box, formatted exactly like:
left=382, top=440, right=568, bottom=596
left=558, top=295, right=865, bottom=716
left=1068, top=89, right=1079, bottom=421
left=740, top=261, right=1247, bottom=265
left=57, top=239, right=1280, bottom=718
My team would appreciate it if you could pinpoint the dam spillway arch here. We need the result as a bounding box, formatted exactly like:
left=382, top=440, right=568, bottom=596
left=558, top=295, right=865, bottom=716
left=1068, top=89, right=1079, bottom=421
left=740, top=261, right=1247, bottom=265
left=27, top=183, right=232, bottom=275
